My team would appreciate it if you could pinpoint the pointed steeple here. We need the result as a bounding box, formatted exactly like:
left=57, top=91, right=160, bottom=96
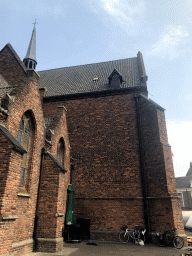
left=23, top=20, right=37, bottom=70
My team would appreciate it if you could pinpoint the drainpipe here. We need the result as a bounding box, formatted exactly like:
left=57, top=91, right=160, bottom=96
left=134, top=94, right=151, bottom=243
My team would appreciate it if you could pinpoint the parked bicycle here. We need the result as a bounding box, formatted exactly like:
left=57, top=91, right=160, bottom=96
left=156, top=228, right=184, bottom=249
left=119, top=225, right=146, bottom=244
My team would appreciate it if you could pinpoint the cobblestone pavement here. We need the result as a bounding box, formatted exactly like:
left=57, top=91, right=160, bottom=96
left=25, top=241, right=189, bottom=256
left=23, top=229, right=192, bottom=256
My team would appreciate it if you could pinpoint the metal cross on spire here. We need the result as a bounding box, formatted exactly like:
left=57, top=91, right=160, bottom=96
left=32, top=19, right=38, bottom=28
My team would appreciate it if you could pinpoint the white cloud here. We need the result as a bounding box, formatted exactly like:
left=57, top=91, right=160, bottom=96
left=166, top=120, right=192, bottom=177
left=148, top=25, right=189, bottom=59
left=185, top=94, right=192, bottom=101
left=12, top=0, right=65, bottom=17
left=87, top=0, right=145, bottom=30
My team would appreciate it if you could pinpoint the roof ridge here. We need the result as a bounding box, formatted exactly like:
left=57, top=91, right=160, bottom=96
left=38, top=57, right=137, bottom=73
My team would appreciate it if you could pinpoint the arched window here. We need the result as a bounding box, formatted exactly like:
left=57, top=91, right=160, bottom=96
left=29, top=61, right=32, bottom=68
left=57, top=138, right=64, bottom=166
left=17, top=112, right=33, bottom=188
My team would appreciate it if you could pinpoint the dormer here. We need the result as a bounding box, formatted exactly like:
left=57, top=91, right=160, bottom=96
left=108, top=68, right=123, bottom=89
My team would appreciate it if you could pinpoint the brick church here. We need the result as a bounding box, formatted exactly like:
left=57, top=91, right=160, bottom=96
left=0, top=25, right=185, bottom=255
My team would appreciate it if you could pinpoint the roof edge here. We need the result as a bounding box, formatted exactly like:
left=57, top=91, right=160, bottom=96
left=135, top=94, right=165, bottom=111
left=0, top=124, right=27, bottom=154
left=43, top=86, right=148, bottom=102
left=43, top=149, right=67, bottom=173
left=0, top=44, right=27, bottom=74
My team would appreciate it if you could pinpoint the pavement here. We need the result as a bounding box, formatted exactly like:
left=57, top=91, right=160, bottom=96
left=25, top=241, right=190, bottom=256
left=22, top=229, right=192, bottom=256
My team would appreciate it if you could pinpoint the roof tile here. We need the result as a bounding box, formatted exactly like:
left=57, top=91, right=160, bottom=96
left=38, top=57, right=142, bottom=97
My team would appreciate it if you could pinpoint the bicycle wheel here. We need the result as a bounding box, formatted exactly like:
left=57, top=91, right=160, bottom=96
left=119, top=231, right=129, bottom=243
left=173, top=236, right=184, bottom=249
left=134, top=232, right=140, bottom=244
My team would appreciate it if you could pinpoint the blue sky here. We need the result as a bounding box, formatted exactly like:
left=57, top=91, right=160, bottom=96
left=0, top=0, right=192, bottom=177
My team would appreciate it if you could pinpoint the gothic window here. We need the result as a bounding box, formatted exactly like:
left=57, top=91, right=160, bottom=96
left=57, top=138, right=64, bottom=166
left=17, top=112, right=33, bottom=187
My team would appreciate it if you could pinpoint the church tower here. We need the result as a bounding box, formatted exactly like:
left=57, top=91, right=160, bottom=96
left=23, top=21, right=37, bottom=69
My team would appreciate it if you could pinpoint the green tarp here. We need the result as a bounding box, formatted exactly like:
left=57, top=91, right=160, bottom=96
left=65, top=184, right=76, bottom=224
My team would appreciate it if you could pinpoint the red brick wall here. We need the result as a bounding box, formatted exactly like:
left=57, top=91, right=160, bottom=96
left=0, top=44, right=71, bottom=254
left=36, top=156, right=60, bottom=239
left=43, top=92, right=184, bottom=237
left=6, top=80, right=45, bottom=251
left=36, top=154, right=69, bottom=252
left=138, top=96, right=184, bottom=233
left=0, top=132, right=12, bottom=214
left=0, top=45, right=27, bottom=86
left=43, top=93, right=145, bottom=232
left=0, top=60, right=45, bottom=255
left=45, top=107, right=71, bottom=173
left=75, top=199, right=144, bottom=231
left=138, top=97, right=168, bottom=198
left=0, top=133, right=22, bottom=256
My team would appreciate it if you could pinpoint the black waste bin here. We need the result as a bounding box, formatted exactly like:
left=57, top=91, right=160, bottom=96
left=65, top=224, right=81, bottom=242
left=76, top=218, right=90, bottom=240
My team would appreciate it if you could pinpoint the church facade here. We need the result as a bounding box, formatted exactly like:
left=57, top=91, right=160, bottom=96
left=0, top=26, right=185, bottom=255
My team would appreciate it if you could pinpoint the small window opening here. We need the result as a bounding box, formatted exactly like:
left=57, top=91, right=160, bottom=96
left=57, top=138, right=65, bottom=166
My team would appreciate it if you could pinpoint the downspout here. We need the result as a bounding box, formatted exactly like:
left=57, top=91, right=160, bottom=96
left=33, top=148, right=45, bottom=251
left=134, top=94, right=151, bottom=243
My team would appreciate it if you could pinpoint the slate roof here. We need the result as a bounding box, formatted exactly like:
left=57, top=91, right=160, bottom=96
left=176, top=163, right=192, bottom=189
left=38, top=57, right=143, bottom=97
left=186, top=162, right=192, bottom=176
left=24, top=27, right=36, bottom=61
left=176, top=175, right=192, bottom=189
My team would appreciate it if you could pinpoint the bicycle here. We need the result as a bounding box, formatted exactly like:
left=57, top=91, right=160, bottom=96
left=119, top=225, right=146, bottom=244
left=156, top=228, right=184, bottom=249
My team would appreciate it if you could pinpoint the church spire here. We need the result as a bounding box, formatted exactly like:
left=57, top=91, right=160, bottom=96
left=23, top=20, right=37, bottom=70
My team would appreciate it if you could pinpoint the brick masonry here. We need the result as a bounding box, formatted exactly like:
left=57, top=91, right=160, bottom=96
left=0, top=45, right=70, bottom=256
left=137, top=95, right=185, bottom=234
left=43, top=91, right=185, bottom=240
left=0, top=41, right=185, bottom=254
